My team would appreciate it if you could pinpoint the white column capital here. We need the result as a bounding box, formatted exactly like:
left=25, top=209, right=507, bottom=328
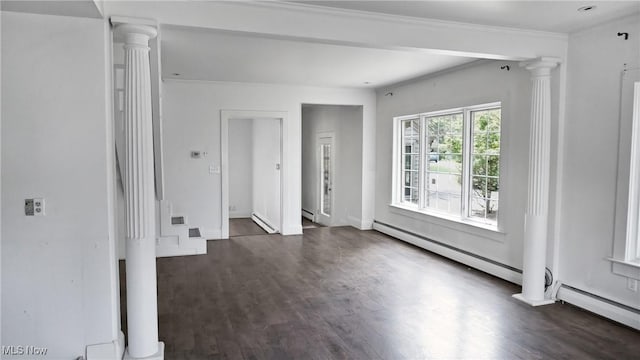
left=520, top=57, right=561, bottom=77
left=114, top=23, right=157, bottom=47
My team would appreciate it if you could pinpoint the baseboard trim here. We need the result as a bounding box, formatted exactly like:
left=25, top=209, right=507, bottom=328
left=202, top=228, right=223, bottom=240
left=348, top=215, right=364, bottom=230
left=229, top=211, right=252, bottom=219
left=85, top=331, right=124, bottom=360
left=282, top=224, right=303, bottom=235
left=252, top=212, right=277, bottom=234
left=556, top=284, right=640, bottom=330
left=373, top=220, right=522, bottom=285
left=301, top=208, right=314, bottom=222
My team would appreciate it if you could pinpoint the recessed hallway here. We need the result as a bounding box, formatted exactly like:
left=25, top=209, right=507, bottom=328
left=120, top=228, right=640, bottom=359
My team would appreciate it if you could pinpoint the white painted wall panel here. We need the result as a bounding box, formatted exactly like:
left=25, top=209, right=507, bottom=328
left=161, top=81, right=375, bottom=237
left=1, top=11, right=117, bottom=358
left=559, top=14, right=640, bottom=310
left=228, top=118, right=253, bottom=218
left=301, top=105, right=363, bottom=227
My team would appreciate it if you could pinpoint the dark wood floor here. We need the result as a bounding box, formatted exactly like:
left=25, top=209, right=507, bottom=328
left=120, top=226, right=640, bottom=359
left=302, top=217, right=323, bottom=229
left=229, top=218, right=267, bottom=237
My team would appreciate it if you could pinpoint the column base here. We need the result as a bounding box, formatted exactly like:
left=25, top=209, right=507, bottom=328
left=512, top=293, right=555, bottom=307
left=124, top=342, right=164, bottom=360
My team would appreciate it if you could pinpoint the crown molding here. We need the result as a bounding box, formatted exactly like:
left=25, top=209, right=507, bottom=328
left=246, top=1, right=568, bottom=40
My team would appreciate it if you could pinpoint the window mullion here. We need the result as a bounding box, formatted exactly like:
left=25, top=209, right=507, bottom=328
left=418, top=116, right=427, bottom=209
left=462, top=109, right=472, bottom=219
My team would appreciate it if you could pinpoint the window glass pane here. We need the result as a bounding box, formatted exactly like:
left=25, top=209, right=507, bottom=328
left=451, top=114, right=463, bottom=134
left=401, top=119, right=420, bottom=205
left=487, top=155, right=499, bottom=177
left=470, top=196, right=487, bottom=219
left=425, top=190, right=438, bottom=211
left=472, top=155, right=486, bottom=175
left=437, top=192, right=450, bottom=212
left=472, top=176, right=487, bottom=196
left=424, top=114, right=463, bottom=216
left=469, top=108, right=501, bottom=225
left=411, top=155, right=420, bottom=170
left=449, top=193, right=462, bottom=215
left=488, top=200, right=499, bottom=222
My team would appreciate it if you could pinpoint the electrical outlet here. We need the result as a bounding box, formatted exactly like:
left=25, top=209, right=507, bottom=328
left=33, top=198, right=45, bottom=216
left=627, top=278, right=638, bottom=292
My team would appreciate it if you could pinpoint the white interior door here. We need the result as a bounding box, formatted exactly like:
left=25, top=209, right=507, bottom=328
left=317, top=135, right=334, bottom=226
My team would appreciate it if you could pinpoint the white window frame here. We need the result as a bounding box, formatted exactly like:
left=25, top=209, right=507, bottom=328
left=625, top=81, right=640, bottom=264
left=392, top=102, right=502, bottom=230
left=609, top=79, right=640, bottom=280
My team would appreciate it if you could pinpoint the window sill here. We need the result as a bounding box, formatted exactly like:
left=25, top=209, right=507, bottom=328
left=607, top=257, right=640, bottom=281
left=389, top=203, right=505, bottom=242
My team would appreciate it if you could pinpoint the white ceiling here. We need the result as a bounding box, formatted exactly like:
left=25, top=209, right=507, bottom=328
left=294, top=1, right=640, bottom=33
left=161, top=26, right=477, bottom=88
left=9, top=1, right=637, bottom=88
left=0, top=0, right=102, bottom=19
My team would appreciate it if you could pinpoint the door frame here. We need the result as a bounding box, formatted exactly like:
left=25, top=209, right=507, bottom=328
left=316, top=131, right=335, bottom=226
left=221, top=110, right=286, bottom=239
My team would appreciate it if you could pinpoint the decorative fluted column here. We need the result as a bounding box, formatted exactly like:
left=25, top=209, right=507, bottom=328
left=514, top=57, right=560, bottom=306
left=115, top=23, right=164, bottom=359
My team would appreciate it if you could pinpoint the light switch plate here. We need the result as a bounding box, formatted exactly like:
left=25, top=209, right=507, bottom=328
left=25, top=199, right=34, bottom=216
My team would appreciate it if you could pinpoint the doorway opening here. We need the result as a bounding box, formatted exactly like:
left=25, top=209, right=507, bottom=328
left=222, top=111, right=284, bottom=238
left=301, top=104, right=364, bottom=230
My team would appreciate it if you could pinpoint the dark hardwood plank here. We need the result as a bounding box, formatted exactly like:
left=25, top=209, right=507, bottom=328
left=229, top=218, right=267, bottom=237
left=120, top=226, right=640, bottom=359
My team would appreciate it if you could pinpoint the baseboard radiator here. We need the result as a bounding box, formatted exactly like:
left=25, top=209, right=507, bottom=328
left=556, top=284, right=640, bottom=330
left=301, top=208, right=314, bottom=221
left=373, top=220, right=640, bottom=330
left=373, top=220, right=522, bottom=284
left=251, top=212, right=277, bottom=234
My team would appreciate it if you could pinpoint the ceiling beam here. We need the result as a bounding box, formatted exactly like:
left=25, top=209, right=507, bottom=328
left=103, top=1, right=568, bottom=61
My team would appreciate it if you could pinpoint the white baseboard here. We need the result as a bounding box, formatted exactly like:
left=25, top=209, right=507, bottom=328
left=229, top=211, right=252, bottom=219
left=202, top=228, right=222, bottom=240
left=301, top=209, right=314, bottom=222
left=252, top=212, right=278, bottom=234
left=361, top=218, right=374, bottom=230
left=348, top=215, right=364, bottom=230
left=85, top=331, right=124, bottom=360
left=348, top=216, right=374, bottom=230
left=282, top=224, right=303, bottom=235
left=556, top=285, right=640, bottom=330
left=373, top=221, right=522, bottom=285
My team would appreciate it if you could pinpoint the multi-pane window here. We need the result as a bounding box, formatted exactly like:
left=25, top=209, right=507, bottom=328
left=401, top=119, right=420, bottom=204
left=394, top=103, right=502, bottom=227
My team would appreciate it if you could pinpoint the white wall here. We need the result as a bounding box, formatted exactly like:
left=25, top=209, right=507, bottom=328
left=301, top=105, right=363, bottom=227
left=228, top=118, right=253, bottom=218
left=161, top=80, right=375, bottom=237
left=252, top=118, right=281, bottom=230
left=1, top=11, right=119, bottom=358
left=558, top=14, right=640, bottom=310
left=374, top=60, right=555, bottom=272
